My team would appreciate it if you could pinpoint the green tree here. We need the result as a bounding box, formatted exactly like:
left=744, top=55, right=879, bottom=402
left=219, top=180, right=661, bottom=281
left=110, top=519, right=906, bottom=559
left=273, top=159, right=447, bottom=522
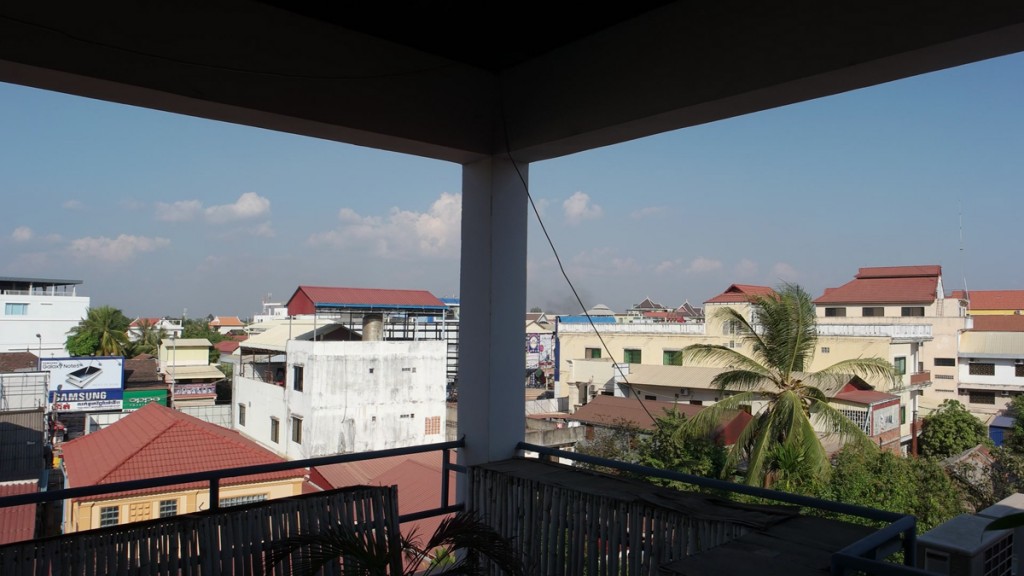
left=918, top=400, right=988, bottom=459
left=1001, top=395, right=1024, bottom=454
left=127, top=318, right=166, bottom=357
left=65, top=306, right=131, bottom=356
left=824, top=445, right=962, bottom=531
left=575, top=418, right=641, bottom=475
left=637, top=408, right=726, bottom=489
left=678, top=283, right=897, bottom=488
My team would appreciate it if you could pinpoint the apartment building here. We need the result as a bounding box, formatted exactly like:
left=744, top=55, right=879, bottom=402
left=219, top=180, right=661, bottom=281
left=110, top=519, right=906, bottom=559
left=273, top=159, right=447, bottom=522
left=0, top=277, right=88, bottom=357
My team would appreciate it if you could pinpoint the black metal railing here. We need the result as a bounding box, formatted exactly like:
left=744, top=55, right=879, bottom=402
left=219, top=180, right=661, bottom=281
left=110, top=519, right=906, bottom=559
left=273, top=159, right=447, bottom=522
left=0, top=438, right=465, bottom=523
left=518, top=442, right=933, bottom=576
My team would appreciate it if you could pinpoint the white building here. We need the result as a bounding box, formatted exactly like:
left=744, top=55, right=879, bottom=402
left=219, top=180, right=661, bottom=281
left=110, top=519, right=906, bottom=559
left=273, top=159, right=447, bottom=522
left=957, top=330, right=1024, bottom=414
left=0, top=277, right=89, bottom=357
left=234, top=319, right=447, bottom=459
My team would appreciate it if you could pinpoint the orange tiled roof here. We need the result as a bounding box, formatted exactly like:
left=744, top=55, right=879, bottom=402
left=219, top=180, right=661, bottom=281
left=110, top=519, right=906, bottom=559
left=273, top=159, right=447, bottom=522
left=971, top=316, right=1024, bottom=332
left=292, top=286, right=444, bottom=308
left=209, top=316, right=244, bottom=327
left=951, top=290, right=1024, bottom=311
left=815, top=265, right=940, bottom=305
left=705, top=284, right=774, bottom=304
left=62, top=403, right=301, bottom=501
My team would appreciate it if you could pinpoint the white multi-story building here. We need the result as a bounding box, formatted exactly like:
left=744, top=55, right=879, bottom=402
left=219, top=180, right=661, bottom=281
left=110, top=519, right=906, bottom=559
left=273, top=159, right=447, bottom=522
left=957, top=328, right=1024, bottom=414
left=0, top=277, right=89, bottom=357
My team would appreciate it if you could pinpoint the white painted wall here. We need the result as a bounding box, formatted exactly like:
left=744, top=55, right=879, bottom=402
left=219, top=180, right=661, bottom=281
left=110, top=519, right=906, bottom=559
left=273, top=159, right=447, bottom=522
left=235, top=339, right=447, bottom=459
left=0, top=292, right=89, bottom=356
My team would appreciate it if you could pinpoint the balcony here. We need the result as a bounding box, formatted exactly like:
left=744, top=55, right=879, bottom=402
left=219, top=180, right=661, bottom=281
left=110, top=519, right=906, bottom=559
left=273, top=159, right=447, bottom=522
left=815, top=324, right=933, bottom=341
left=909, top=371, right=931, bottom=386
left=0, top=440, right=926, bottom=575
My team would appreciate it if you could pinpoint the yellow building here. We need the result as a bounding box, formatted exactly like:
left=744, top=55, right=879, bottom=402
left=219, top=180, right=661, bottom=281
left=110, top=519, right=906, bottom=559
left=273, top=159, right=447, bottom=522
left=61, top=402, right=304, bottom=533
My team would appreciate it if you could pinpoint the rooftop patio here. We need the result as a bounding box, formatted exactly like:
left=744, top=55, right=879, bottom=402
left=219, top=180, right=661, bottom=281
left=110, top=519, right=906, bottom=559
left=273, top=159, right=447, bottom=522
left=1, top=3, right=1023, bottom=574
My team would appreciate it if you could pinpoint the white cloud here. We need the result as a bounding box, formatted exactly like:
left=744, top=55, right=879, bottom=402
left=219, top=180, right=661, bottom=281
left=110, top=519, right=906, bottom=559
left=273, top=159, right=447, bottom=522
left=69, top=234, right=170, bottom=263
left=772, top=262, right=799, bottom=281
left=563, top=191, right=603, bottom=224
left=156, top=199, right=203, bottom=222
left=253, top=221, right=276, bottom=238
left=309, top=192, right=461, bottom=259
left=43, top=233, right=63, bottom=243
left=686, top=257, right=723, bottom=274
left=570, top=248, right=640, bottom=275
left=63, top=200, right=84, bottom=211
left=11, top=226, right=33, bottom=242
left=735, top=259, right=759, bottom=277
left=630, top=206, right=664, bottom=220
left=204, top=192, right=271, bottom=223
left=655, top=259, right=684, bottom=274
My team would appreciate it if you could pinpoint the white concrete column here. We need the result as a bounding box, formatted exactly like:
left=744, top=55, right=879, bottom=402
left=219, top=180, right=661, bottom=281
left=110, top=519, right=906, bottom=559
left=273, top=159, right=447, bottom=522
left=457, top=156, right=528, bottom=466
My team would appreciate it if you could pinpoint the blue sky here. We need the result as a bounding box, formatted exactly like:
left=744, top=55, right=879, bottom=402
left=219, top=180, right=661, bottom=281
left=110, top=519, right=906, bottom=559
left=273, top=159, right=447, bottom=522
left=2, top=52, right=1022, bottom=319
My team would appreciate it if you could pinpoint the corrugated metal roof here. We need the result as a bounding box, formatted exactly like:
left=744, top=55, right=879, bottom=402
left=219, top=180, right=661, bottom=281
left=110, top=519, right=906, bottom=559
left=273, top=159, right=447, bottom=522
left=61, top=403, right=302, bottom=502
left=960, top=332, right=1024, bottom=356
left=570, top=395, right=700, bottom=430
left=240, top=320, right=338, bottom=352
left=832, top=390, right=899, bottom=405
left=0, top=481, right=37, bottom=544
left=626, top=364, right=867, bottom=398
left=557, top=315, right=617, bottom=324
left=168, top=338, right=212, bottom=347
left=0, top=409, right=45, bottom=483
left=168, top=365, right=225, bottom=379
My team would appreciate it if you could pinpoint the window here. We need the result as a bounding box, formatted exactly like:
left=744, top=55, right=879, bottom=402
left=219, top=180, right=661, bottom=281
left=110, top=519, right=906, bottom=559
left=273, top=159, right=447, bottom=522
left=291, top=416, right=303, bottom=444
left=969, top=363, right=995, bottom=376
left=901, top=306, right=925, bottom=317
left=238, top=403, right=246, bottom=426
left=824, top=307, right=846, bottom=317
left=1017, top=364, right=1024, bottom=378
left=663, top=350, right=681, bottom=366
left=723, top=320, right=745, bottom=335
left=969, top=391, right=996, bottom=405
left=159, top=499, right=178, bottom=518
left=821, top=347, right=830, bottom=354
left=900, top=406, right=906, bottom=425
left=270, top=417, right=280, bottom=443
left=644, top=395, right=657, bottom=401
left=99, top=506, right=119, bottom=527
left=293, top=366, right=304, bottom=392
left=862, top=307, right=884, bottom=317
left=585, top=348, right=601, bottom=359
left=623, top=349, right=641, bottom=364
left=934, top=358, right=956, bottom=367
left=220, top=494, right=267, bottom=508
left=425, top=415, right=441, bottom=435
left=4, top=303, right=27, bottom=315
left=894, top=357, right=906, bottom=376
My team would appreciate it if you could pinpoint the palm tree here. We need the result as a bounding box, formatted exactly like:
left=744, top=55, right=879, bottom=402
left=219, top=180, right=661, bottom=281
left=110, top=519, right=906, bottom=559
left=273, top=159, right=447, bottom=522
left=129, top=318, right=166, bottom=357
left=264, top=511, right=525, bottom=576
left=66, top=306, right=131, bottom=357
left=679, top=283, right=897, bottom=489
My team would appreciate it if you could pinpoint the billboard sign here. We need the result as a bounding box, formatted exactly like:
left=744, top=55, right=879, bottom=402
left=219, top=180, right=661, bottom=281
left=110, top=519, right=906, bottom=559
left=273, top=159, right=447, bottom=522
left=173, top=382, right=217, bottom=396
left=42, top=357, right=124, bottom=412
left=123, top=389, right=168, bottom=411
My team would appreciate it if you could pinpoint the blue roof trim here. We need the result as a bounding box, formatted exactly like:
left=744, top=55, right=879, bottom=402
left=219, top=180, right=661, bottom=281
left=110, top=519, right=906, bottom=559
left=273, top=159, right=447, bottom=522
left=558, top=315, right=616, bottom=324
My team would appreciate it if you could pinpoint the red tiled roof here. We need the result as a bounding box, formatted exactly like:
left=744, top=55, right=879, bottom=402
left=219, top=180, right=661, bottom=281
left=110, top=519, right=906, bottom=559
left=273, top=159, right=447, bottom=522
left=0, top=481, right=37, bottom=544
left=833, top=390, right=899, bottom=405
left=705, top=284, right=774, bottom=304
left=214, top=341, right=241, bottom=354
left=953, top=290, right=1024, bottom=311
left=815, top=265, right=940, bottom=304
left=62, top=403, right=301, bottom=501
left=642, top=311, right=686, bottom=322
left=856, top=265, right=941, bottom=279
left=971, top=316, right=1024, bottom=332
left=129, top=317, right=162, bottom=328
left=0, top=352, right=38, bottom=373
left=570, top=395, right=701, bottom=431
left=292, top=286, right=444, bottom=309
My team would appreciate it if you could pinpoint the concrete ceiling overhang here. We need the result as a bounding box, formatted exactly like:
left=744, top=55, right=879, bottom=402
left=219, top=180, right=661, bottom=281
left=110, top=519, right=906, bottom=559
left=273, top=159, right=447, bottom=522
left=1, top=2, right=1023, bottom=164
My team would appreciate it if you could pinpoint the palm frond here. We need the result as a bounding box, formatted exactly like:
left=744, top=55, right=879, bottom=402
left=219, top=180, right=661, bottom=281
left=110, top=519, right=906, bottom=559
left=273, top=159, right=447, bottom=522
left=710, top=369, right=777, bottom=394
left=679, top=344, right=774, bottom=379
left=808, top=398, right=875, bottom=450
left=811, top=357, right=900, bottom=391
left=680, top=391, right=758, bottom=439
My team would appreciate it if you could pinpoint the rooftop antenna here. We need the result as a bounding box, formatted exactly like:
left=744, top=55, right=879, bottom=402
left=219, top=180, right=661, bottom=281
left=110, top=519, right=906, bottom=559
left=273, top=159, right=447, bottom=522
left=959, top=201, right=970, bottom=312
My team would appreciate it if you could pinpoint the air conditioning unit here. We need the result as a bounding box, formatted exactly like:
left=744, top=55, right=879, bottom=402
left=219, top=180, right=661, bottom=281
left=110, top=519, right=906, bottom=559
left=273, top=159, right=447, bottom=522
left=678, top=388, right=690, bottom=397
left=917, top=515, right=1014, bottom=576
left=1015, top=359, right=1023, bottom=365
left=1001, top=391, right=1010, bottom=397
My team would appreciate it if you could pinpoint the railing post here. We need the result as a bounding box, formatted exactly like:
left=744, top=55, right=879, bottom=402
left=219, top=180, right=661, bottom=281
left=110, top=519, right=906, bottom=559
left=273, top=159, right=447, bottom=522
left=903, top=521, right=917, bottom=567
left=210, top=479, right=219, bottom=510
left=441, top=448, right=450, bottom=509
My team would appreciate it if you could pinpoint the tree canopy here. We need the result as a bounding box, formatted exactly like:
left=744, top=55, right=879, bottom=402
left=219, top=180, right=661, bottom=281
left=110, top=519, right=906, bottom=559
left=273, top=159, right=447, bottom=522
left=65, top=306, right=131, bottom=357
left=679, top=283, right=897, bottom=488
left=918, top=399, right=988, bottom=459
left=637, top=408, right=726, bottom=489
